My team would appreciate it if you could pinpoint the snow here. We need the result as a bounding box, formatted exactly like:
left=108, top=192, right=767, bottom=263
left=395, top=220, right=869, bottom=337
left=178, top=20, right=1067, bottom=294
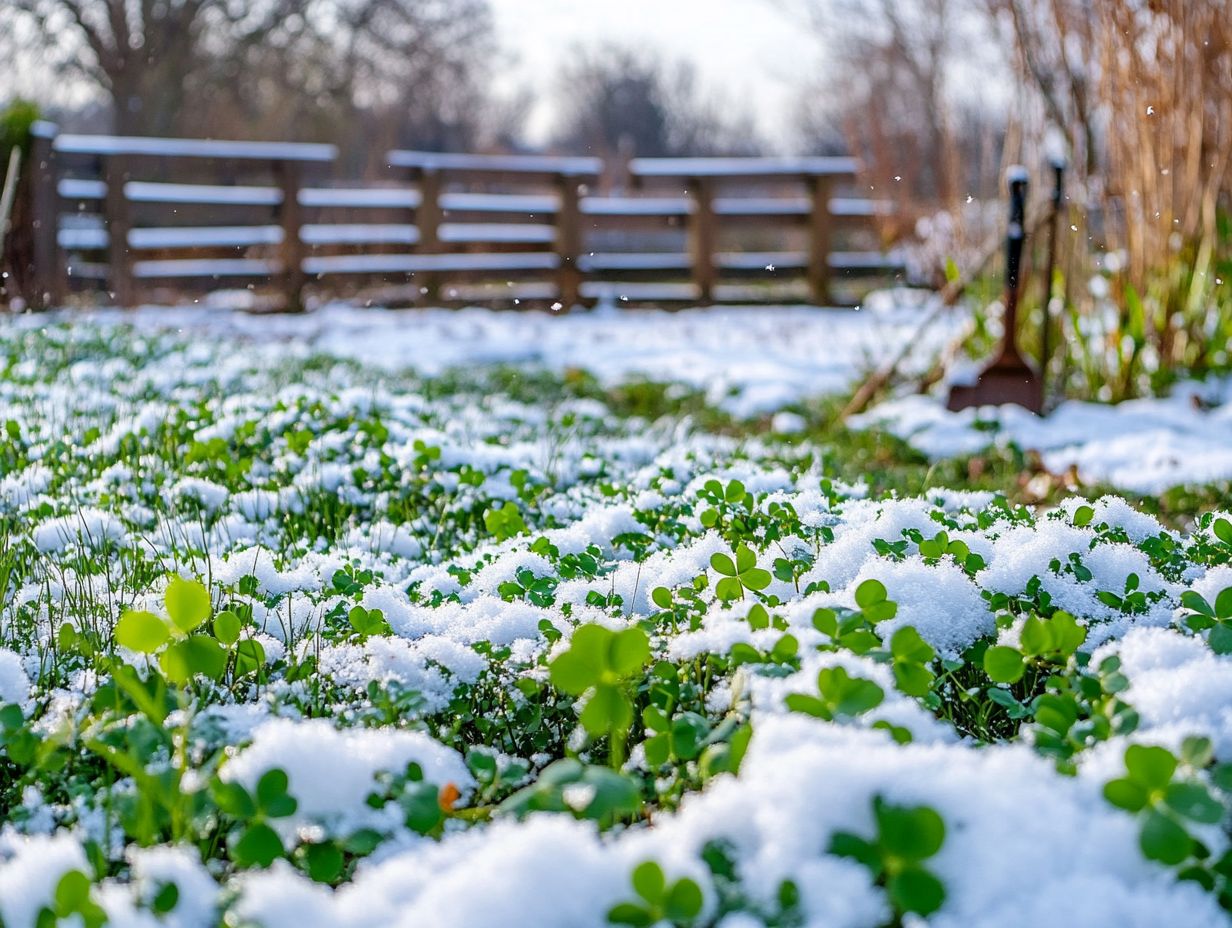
left=129, top=226, right=283, bottom=249
left=581, top=196, right=692, bottom=216
left=1098, top=628, right=1232, bottom=759
left=125, top=181, right=283, bottom=206
left=31, top=508, right=127, bottom=552
left=438, top=222, right=556, bottom=244
left=0, top=833, right=89, bottom=928
left=306, top=252, right=561, bottom=275
left=715, top=196, right=810, bottom=216
left=847, top=556, right=993, bottom=658
left=830, top=250, right=907, bottom=270
left=979, top=519, right=1175, bottom=648
left=387, top=150, right=601, bottom=177
left=0, top=650, right=31, bottom=710
left=856, top=382, right=1232, bottom=494
left=719, top=251, right=808, bottom=271
left=221, top=718, right=472, bottom=842
left=300, top=224, right=419, bottom=246
left=227, top=716, right=1232, bottom=928
left=57, top=227, right=108, bottom=249
left=134, top=258, right=280, bottom=279
left=33, top=298, right=952, bottom=418
left=0, top=465, right=51, bottom=510
left=440, top=192, right=558, bottom=214
left=828, top=198, right=892, bottom=217
left=58, top=178, right=107, bottom=200
left=53, top=134, right=335, bottom=162
left=575, top=248, right=884, bottom=276
left=629, top=155, right=857, bottom=178
left=299, top=187, right=421, bottom=209
left=230, top=863, right=335, bottom=928
left=124, top=846, right=219, bottom=928
left=579, top=252, right=691, bottom=272
left=3, top=301, right=1232, bottom=927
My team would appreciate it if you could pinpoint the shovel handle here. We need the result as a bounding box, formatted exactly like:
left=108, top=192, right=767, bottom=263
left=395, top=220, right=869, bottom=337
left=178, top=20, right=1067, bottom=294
left=1040, top=156, right=1066, bottom=400
left=996, top=166, right=1030, bottom=359
left=1005, top=167, right=1028, bottom=297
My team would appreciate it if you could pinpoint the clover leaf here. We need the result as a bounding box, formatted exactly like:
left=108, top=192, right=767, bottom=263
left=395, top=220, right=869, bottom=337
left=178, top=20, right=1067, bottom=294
left=607, top=860, right=704, bottom=927
left=550, top=624, right=650, bottom=766
left=710, top=545, right=772, bottom=602
left=165, top=576, right=211, bottom=633
left=830, top=796, right=947, bottom=918
left=1103, top=742, right=1226, bottom=866
left=1180, top=586, right=1232, bottom=654
left=888, top=626, right=935, bottom=697
left=785, top=665, right=884, bottom=721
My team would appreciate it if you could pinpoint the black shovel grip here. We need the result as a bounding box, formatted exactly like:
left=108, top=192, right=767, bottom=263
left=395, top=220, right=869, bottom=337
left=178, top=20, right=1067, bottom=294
left=1005, top=169, right=1028, bottom=294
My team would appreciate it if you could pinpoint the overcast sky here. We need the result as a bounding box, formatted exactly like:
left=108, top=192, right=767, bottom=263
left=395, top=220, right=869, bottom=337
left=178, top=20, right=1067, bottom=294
left=487, top=0, right=820, bottom=148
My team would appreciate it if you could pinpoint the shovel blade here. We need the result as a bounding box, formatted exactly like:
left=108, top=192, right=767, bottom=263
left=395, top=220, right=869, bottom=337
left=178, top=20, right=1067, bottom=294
left=947, top=358, right=1043, bottom=414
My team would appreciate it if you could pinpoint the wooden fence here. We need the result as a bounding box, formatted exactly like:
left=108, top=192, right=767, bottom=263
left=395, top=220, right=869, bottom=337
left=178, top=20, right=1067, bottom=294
left=16, top=125, right=904, bottom=311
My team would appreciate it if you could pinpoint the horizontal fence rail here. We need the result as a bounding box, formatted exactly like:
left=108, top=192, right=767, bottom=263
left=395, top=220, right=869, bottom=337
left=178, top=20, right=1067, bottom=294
left=16, top=127, right=905, bottom=311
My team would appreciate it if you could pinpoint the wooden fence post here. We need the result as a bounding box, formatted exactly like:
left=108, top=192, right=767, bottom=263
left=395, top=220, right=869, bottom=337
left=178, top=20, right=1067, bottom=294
left=28, top=123, right=63, bottom=309
left=274, top=160, right=306, bottom=312
left=415, top=168, right=442, bottom=305
left=555, top=173, right=582, bottom=309
left=102, top=154, right=136, bottom=308
left=688, top=177, right=716, bottom=305
left=807, top=174, right=833, bottom=305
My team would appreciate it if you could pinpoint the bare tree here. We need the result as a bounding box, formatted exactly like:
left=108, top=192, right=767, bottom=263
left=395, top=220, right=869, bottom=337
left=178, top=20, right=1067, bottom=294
left=9, top=0, right=256, bottom=135
left=784, top=0, right=1006, bottom=207
left=6, top=0, right=496, bottom=144
left=551, top=44, right=763, bottom=158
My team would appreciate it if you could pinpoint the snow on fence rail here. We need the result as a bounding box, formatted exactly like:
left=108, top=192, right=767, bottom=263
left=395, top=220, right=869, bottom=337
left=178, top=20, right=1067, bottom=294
left=51, top=134, right=337, bottom=162
left=18, top=127, right=903, bottom=311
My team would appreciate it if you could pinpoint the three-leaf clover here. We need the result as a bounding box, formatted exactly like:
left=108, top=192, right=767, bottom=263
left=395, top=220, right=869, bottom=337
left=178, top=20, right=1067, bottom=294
left=984, top=611, right=1087, bottom=684
left=550, top=624, right=650, bottom=761
left=115, top=577, right=227, bottom=683
left=48, top=870, right=107, bottom=928
left=710, top=546, right=772, bottom=602
left=114, top=577, right=265, bottom=683
left=915, top=530, right=985, bottom=574
left=484, top=502, right=528, bottom=542
left=641, top=707, right=711, bottom=767
left=607, top=860, right=704, bottom=927
left=808, top=580, right=900, bottom=658
left=785, top=665, right=884, bottom=721
left=1180, top=587, right=1232, bottom=655
left=1103, top=742, right=1226, bottom=865
left=854, top=579, right=897, bottom=623
left=214, top=768, right=299, bottom=868
left=1211, top=517, right=1232, bottom=546
left=348, top=605, right=391, bottom=639
left=830, top=796, right=947, bottom=918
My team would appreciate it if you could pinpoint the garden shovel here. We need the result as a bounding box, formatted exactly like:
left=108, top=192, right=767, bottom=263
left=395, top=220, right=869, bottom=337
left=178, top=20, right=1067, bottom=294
left=947, top=166, right=1044, bottom=414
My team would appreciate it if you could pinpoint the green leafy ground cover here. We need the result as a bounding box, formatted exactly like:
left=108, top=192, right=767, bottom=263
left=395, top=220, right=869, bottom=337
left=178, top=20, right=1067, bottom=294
left=0, top=319, right=1231, bottom=927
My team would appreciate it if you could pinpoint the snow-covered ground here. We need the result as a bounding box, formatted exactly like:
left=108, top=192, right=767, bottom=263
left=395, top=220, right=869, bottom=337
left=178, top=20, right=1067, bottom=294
left=20, top=291, right=949, bottom=418
left=1, top=307, right=1232, bottom=927
left=856, top=383, right=1232, bottom=495
left=13, top=297, right=1232, bottom=494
